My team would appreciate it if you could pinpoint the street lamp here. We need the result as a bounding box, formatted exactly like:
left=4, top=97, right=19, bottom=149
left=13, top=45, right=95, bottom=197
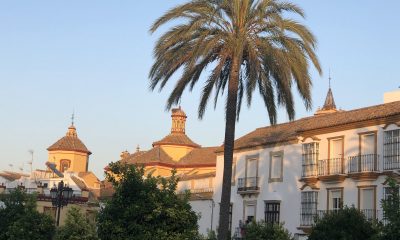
left=50, top=180, right=73, bottom=226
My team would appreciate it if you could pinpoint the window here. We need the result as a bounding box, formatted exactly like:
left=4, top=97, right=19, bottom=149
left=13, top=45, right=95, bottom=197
left=264, top=201, right=280, bottom=224
left=359, top=132, right=377, bottom=172
left=60, top=159, right=71, bottom=173
left=327, top=188, right=343, bottom=211
left=384, top=129, right=400, bottom=170
left=244, top=200, right=257, bottom=223
left=302, top=143, right=319, bottom=177
left=383, top=185, right=400, bottom=201
left=358, top=186, right=376, bottom=220
left=300, top=191, right=318, bottom=226
left=43, top=206, right=56, bottom=220
left=232, top=158, right=237, bottom=186
left=269, top=151, right=283, bottom=182
left=329, top=137, right=344, bottom=174
left=360, top=133, right=376, bottom=156
left=243, top=155, right=259, bottom=189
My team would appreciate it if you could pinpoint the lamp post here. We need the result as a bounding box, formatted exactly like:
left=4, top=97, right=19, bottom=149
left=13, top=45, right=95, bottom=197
left=50, top=180, right=73, bottom=226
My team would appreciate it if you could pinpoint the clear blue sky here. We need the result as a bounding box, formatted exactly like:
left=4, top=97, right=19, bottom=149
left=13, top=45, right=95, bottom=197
left=1, top=1, right=399, bottom=179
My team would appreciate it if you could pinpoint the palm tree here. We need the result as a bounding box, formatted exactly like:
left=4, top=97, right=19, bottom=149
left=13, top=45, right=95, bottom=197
left=149, top=0, right=321, bottom=239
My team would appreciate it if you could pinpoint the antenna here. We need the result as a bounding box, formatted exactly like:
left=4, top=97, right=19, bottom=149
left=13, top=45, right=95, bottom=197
left=28, top=149, right=34, bottom=174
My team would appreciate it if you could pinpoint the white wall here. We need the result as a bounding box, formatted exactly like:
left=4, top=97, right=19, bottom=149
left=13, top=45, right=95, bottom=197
left=212, top=122, right=400, bottom=237
left=190, top=199, right=215, bottom=236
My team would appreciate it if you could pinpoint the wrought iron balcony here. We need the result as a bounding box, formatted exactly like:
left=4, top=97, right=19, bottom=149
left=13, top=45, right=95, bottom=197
left=237, top=177, right=259, bottom=194
left=300, top=209, right=382, bottom=227
left=383, top=154, right=400, bottom=170
left=317, top=158, right=344, bottom=176
left=348, top=154, right=379, bottom=173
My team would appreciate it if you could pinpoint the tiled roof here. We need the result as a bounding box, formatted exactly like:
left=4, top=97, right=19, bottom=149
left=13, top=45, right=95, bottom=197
left=152, top=133, right=201, bottom=148
left=0, top=171, right=28, bottom=181
left=178, top=171, right=216, bottom=181
left=78, top=172, right=100, bottom=188
left=178, top=147, right=218, bottom=166
left=228, top=101, right=400, bottom=151
left=122, top=146, right=217, bottom=167
left=70, top=175, right=88, bottom=190
left=47, top=126, right=91, bottom=154
left=47, top=136, right=91, bottom=154
left=124, top=146, right=176, bottom=165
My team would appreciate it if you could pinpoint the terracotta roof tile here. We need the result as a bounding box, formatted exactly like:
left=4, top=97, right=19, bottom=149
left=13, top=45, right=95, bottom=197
left=47, top=136, right=91, bottom=154
left=47, top=126, right=91, bottom=154
left=124, top=146, right=176, bottom=165
left=178, top=171, right=216, bottom=181
left=178, top=147, right=218, bottom=166
left=121, top=146, right=217, bottom=167
left=152, top=133, right=201, bottom=148
left=228, top=101, right=400, bottom=151
left=71, top=175, right=88, bottom=191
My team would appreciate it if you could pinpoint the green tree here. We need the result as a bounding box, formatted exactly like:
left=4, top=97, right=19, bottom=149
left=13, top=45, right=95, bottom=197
left=0, top=188, right=55, bottom=240
left=97, top=162, right=200, bottom=240
left=54, top=206, right=98, bottom=240
left=380, top=177, right=400, bottom=239
left=308, top=207, right=379, bottom=240
left=244, top=221, right=292, bottom=240
left=149, top=1, right=321, bottom=238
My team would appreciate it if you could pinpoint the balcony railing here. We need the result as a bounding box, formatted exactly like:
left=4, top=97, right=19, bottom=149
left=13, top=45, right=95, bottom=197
left=317, top=158, right=344, bottom=176
left=178, top=187, right=213, bottom=194
left=302, top=164, right=318, bottom=178
left=237, top=177, right=259, bottom=193
left=348, top=154, right=379, bottom=173
left=383, top=155, right=400, bottom=170
left=300, top=209, right=382, bottom=226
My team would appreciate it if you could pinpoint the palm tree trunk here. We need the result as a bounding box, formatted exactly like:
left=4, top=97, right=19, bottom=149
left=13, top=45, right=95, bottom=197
left=218, top=55, right=240, bottom=240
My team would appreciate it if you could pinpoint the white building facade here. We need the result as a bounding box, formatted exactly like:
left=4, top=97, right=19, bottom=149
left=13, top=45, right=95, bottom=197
left=212, top=90, right=400, bottom=239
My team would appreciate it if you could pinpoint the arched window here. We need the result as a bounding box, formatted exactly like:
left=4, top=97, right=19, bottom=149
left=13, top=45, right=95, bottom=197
left=60, top=159, right=71, bottom=173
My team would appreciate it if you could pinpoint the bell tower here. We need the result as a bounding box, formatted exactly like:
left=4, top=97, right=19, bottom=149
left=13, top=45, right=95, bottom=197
left=171, top=107, right=187, bottom=134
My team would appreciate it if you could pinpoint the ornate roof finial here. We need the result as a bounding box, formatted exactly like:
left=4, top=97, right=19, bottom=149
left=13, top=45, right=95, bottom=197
left=136, top=145, right=140, bottom=153
left=328, top=68, right=332, bottom=89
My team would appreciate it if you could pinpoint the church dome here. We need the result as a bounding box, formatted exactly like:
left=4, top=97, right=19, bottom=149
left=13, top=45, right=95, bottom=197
left=47, top=125, right=91, bottom=154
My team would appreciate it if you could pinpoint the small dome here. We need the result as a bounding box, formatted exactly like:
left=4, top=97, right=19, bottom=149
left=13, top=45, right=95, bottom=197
left=47, top=125, right=91, bottom=154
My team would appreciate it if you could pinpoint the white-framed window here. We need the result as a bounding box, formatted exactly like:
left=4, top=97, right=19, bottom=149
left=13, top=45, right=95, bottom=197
left=327, top=188, right=343, bottom=211
left=269, top=151, right=283, bottom=182
left=384, top=129, right=400, bottom=170
left=300, top=191, right=318, bottom=226
left=302, top=143, right=319, bottom=177
left=358, top=186, right=376, bottom=220
left=244, top=200, right=257, bottom=223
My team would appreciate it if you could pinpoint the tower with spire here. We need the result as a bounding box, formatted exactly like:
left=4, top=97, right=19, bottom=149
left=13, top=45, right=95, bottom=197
left=47, top=114, right=91, bottom=173
left=315, top=72, right=340, bottom=115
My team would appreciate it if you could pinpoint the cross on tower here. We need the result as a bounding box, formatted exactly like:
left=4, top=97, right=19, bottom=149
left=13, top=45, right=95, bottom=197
left=329, top=69, right=332, bottom=89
